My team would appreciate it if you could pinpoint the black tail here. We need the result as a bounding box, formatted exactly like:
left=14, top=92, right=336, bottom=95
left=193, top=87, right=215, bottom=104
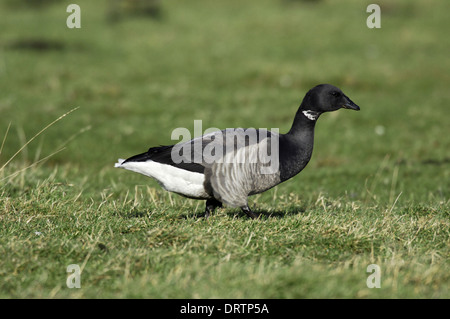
left=123, top=145, right=174, bottom=164
left=123, top=144, right=205, bottom=174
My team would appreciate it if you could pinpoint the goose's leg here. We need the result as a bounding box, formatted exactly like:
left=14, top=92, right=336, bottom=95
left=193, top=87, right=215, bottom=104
left=204, top=198, right=222, bottom=218
left=241, top=205, right=259, bottom=219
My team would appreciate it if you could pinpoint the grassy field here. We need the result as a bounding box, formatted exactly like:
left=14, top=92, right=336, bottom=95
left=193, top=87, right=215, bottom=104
left=0, top=0, right=449, bottom=298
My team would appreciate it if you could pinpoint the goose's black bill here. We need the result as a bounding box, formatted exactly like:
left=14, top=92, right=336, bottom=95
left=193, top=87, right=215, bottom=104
left=342, top=96, right=360, bottom=111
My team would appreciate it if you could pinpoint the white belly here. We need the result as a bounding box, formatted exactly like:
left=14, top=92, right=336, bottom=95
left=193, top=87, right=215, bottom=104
left=115, top=159, right=209, bottom=199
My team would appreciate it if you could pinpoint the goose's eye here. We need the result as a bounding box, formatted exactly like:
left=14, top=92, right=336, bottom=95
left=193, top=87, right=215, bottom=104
left=330, top=91, right=341, bottom=97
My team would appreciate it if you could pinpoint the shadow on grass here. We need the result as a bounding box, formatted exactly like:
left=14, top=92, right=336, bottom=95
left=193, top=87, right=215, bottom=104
left=113, top=209, right=151, bottom=219
left=180, top=206, right=307, bottom=220
left=115, top=203, right=308, bottom=220
left=6, top=38, right=66, bottom=51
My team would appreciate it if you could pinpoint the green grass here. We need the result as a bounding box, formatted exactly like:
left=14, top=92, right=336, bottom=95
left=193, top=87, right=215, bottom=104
left=0, top=0, right=449, bottom=298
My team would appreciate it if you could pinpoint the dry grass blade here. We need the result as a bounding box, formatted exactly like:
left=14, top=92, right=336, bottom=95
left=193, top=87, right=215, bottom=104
left=0, top=147, right=66, bottom=183
left=0, top=107, right=80, bottom=172
left=0, top=122, right=12, bottom=159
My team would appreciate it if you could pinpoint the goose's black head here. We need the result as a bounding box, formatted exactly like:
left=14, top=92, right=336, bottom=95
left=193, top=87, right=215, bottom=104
left=300, top=84, right=360, bottom=114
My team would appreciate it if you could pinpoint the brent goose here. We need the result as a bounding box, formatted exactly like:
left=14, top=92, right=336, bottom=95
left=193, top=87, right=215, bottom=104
left=115, top=84, right=360, bottom=218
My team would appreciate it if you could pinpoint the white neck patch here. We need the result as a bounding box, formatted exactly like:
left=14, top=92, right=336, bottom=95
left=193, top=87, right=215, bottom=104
left=302, top=110, right=319, bottom=121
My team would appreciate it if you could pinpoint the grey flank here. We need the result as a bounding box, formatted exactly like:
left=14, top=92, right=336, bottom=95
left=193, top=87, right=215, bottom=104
left=174, top=128, right=281, bottom=207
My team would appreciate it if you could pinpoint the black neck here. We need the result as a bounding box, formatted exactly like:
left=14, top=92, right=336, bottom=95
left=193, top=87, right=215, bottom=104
left=279, top=109, right=319, bottom=181
left=287, top=108, right=318, bottom=137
